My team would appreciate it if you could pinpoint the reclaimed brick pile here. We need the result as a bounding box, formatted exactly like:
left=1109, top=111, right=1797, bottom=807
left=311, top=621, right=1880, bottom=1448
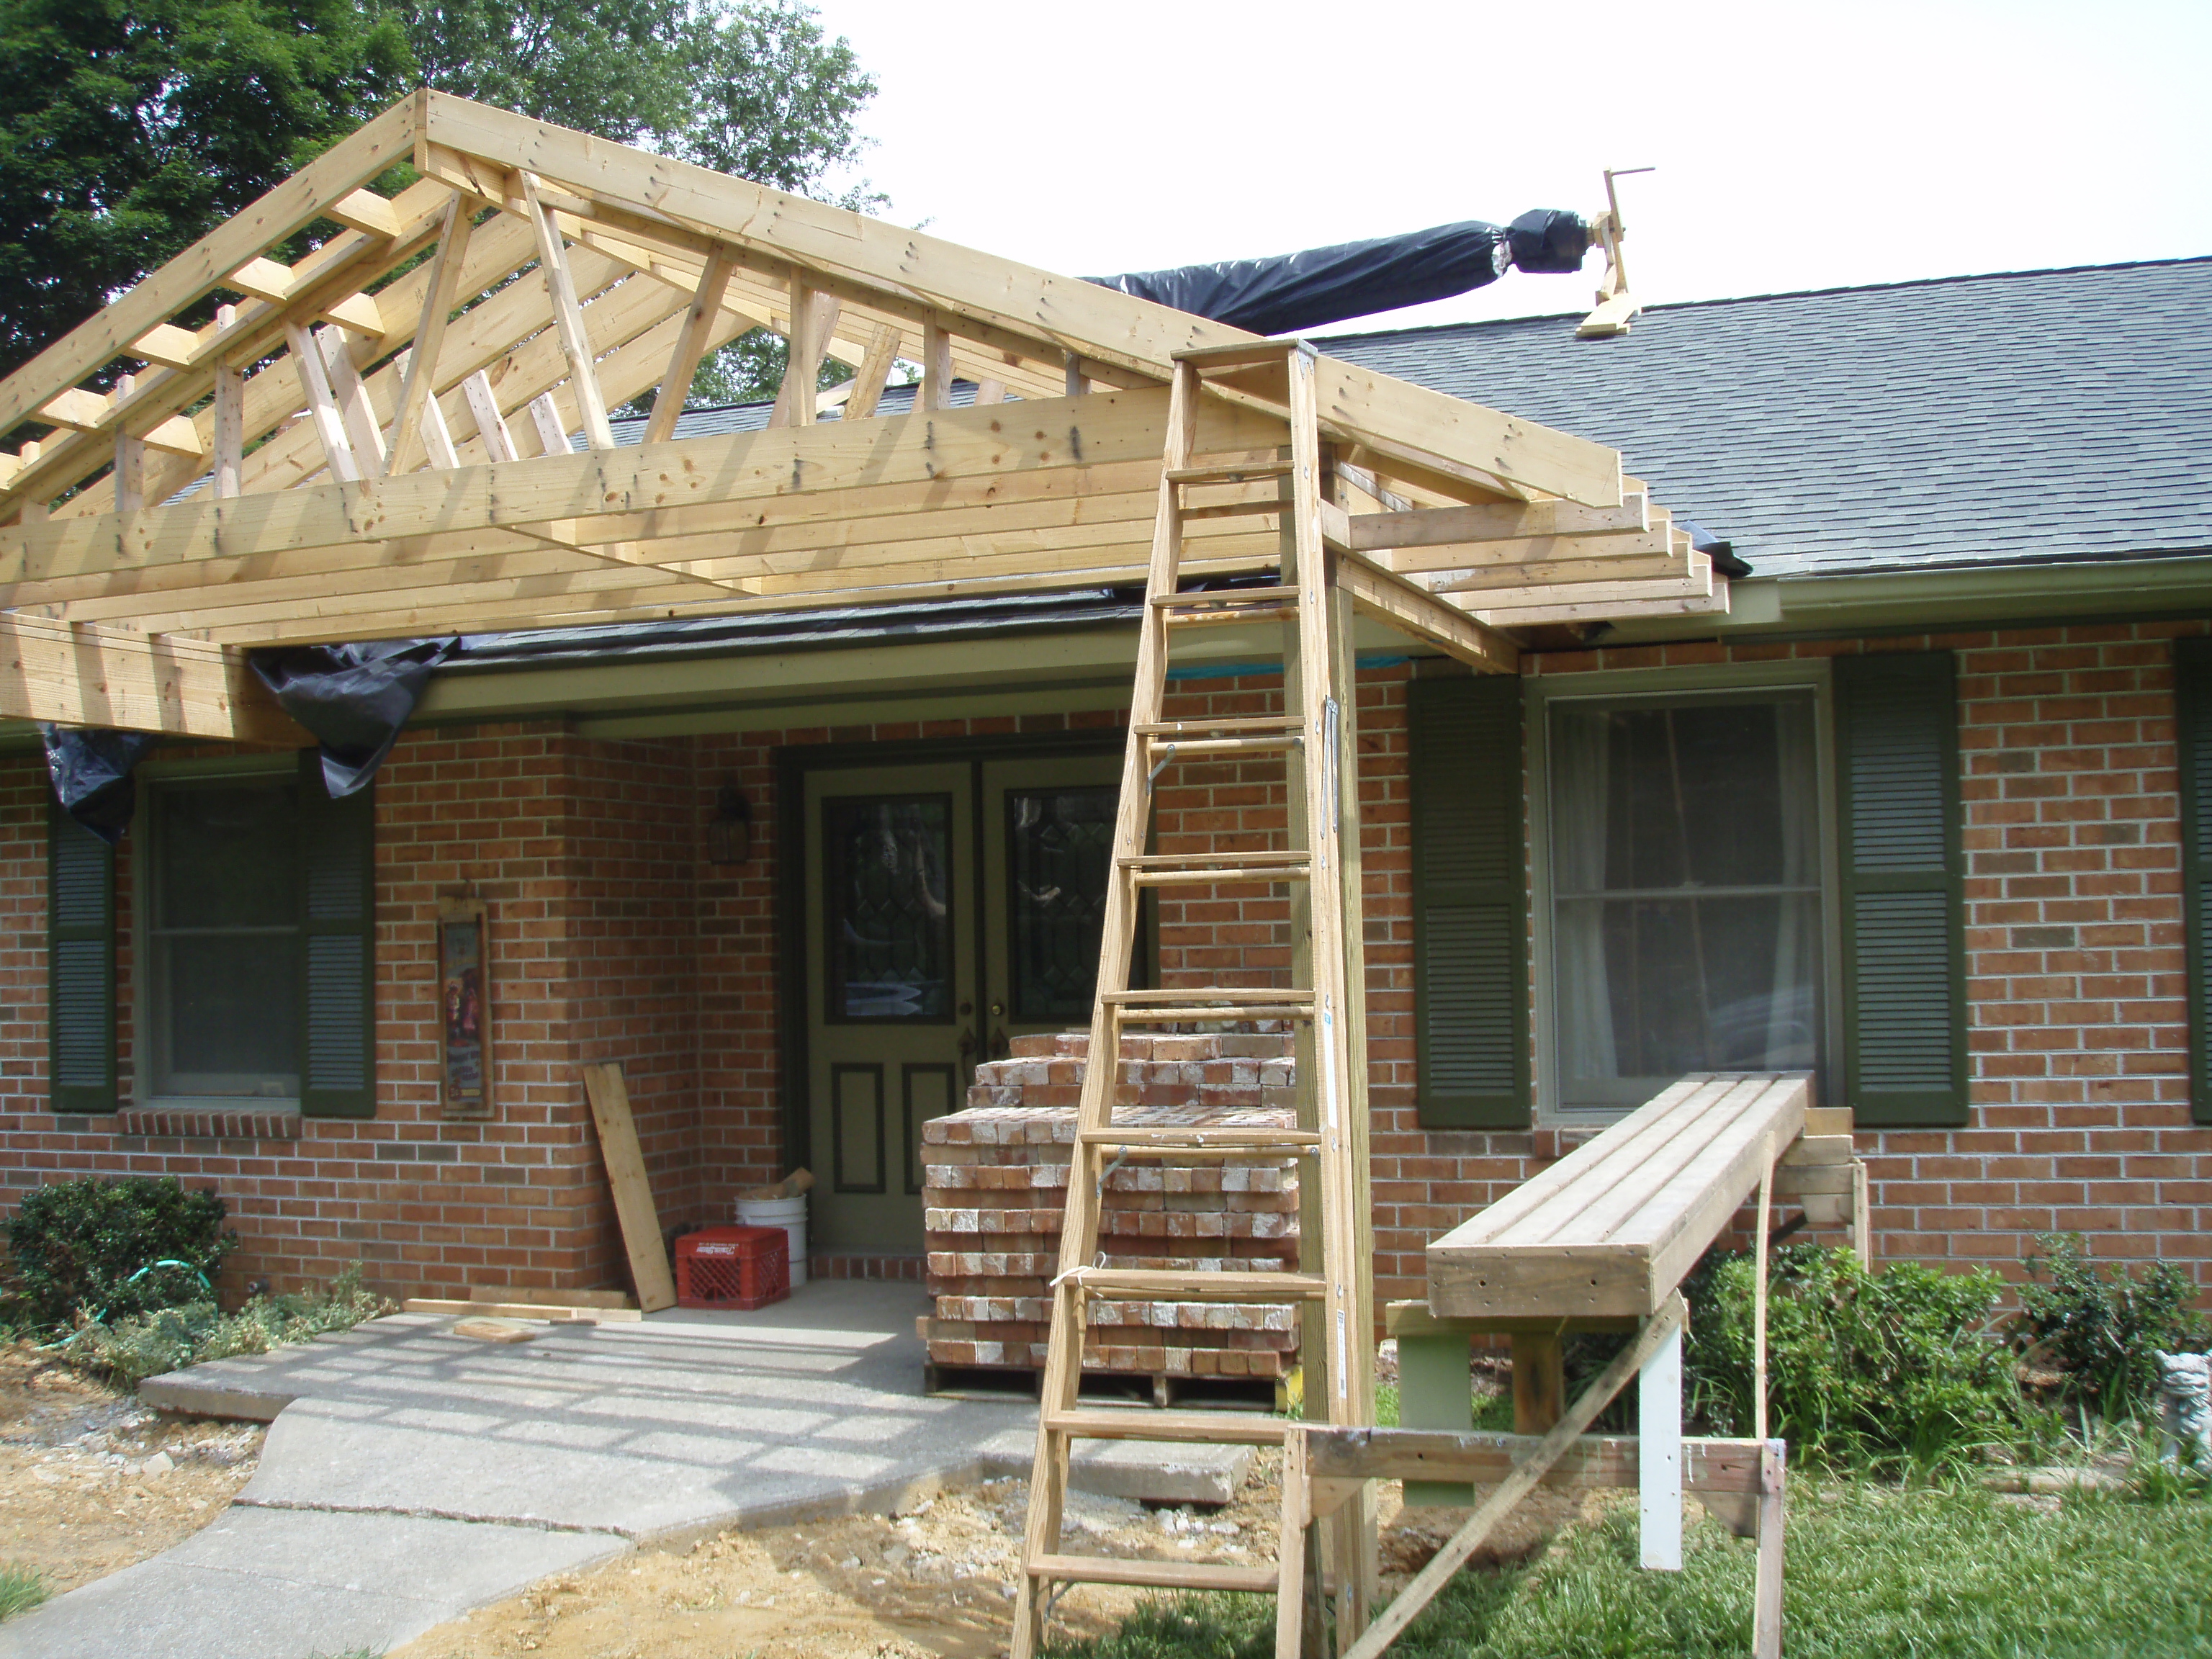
left=922, top=1030, right=1303, bottom=1387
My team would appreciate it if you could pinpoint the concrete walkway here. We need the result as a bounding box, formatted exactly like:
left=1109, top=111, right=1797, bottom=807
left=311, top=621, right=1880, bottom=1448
left=0, top=1282, right=1046, bottom=1659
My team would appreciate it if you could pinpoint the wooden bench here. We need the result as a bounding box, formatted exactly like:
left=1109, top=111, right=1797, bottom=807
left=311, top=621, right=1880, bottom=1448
left=1280, top=1074, right=1864, bottom=1659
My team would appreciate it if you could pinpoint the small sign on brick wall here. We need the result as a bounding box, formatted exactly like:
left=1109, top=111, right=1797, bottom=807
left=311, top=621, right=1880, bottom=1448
left=438, top=898, right=493, bottom=1120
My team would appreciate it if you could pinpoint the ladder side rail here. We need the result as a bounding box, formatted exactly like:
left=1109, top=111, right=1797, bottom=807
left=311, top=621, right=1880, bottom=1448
left=1011, top=356, right=1200, bottom=1659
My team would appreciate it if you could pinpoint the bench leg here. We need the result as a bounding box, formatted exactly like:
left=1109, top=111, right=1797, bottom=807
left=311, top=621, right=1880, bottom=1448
left=1511, top=1330, right=1565, bottom=1432
left=1398, top=1331, right=1475, bottom=1506
left=1639, top=1319, right=1683, bottom=1570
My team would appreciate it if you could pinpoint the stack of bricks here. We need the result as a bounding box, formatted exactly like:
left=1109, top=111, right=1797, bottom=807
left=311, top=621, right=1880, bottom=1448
left=922, top=1029, right=1303, bottom=1387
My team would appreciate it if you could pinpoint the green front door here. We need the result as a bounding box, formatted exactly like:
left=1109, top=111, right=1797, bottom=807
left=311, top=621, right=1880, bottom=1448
left=803, top=751, right=1124, bottom=1252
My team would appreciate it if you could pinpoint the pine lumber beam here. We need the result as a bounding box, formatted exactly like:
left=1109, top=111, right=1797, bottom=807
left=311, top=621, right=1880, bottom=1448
left=518, top=171, right=617, bottom=451
left=1477, top=587, right=1733, bottom=626
left=1336, top=492, right=1650, bottom=552
left=283, top=320, right=361, bottom=484
left=0, top=94, right=418, bottom=442
left=0, top=614, right=305, bottom=742
left=315, top=325, right=387, bottom=471
left=461, top=372, right=520, bottom=462
left=842, top=322, right=902, bottom=421
left=643, top=244, right=737, bottom=444
left=1335, top=552, right=1519, bottom=675
left=769, top=279, right=837, bottom=428
left=0, top=387, right=1282, bottom=583
left=112, top=377, right=145, bottom=513
left=921, top=322, right=954, bottom=411
left=386, top=195, right=479, bottom=475
left=1446, top=544, right=1710, bottom=606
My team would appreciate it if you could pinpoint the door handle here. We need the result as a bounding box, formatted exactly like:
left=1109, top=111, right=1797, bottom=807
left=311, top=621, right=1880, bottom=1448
left=991, top=1026, right=1010, bottom=1058
left=958, top=1027, right=977, bottom=1059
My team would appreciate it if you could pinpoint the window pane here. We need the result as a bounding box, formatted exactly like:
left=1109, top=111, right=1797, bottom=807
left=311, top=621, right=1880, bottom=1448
left=149, top=777, right=302, bottom=1095
left=156, top=783, right=298, bottom=928
left=160, top=935, right=301, bottom=1084
left=824, top=796, right=953, bottom=1020
left=1007, top=787, right=1115, bottom=1021
left=1551, top=696, right=1822, bottom=1108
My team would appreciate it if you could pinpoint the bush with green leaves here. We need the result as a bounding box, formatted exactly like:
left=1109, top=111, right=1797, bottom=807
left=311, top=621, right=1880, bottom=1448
left=1681, top=1243, right=2029, bottom=1473
left=4, top=1175, right=237, bottom=1331
left=62, top=1263, right=390, bottom=1389
left=2013, top=1232, right=2209, bottom=1419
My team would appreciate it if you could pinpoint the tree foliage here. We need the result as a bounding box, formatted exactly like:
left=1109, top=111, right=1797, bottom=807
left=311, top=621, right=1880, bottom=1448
left=0, top=0, right=879, bottom=407
left=0, top=0, right=413, bottom=379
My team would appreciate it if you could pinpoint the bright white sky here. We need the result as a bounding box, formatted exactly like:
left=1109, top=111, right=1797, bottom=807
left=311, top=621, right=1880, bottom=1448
left=809, top=0, right=2212, bottom=333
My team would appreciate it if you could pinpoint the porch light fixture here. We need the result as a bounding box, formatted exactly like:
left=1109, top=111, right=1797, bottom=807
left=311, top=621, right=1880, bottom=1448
left=707, top=781, right=753, bottom=866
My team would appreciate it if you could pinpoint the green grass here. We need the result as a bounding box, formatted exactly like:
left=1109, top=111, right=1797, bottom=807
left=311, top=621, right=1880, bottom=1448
left=1049, top=1480, right=2212, bottom=1659
left=0, top=1565, right=48, bottom=1622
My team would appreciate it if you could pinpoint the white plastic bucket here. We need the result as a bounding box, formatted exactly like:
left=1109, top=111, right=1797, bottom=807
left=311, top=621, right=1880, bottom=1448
left=734, top=1195, right=809, bottom=1289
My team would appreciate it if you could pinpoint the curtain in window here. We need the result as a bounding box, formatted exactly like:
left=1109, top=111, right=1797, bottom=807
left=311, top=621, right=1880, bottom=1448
left=1550, top=696, right=1821, bottom=1109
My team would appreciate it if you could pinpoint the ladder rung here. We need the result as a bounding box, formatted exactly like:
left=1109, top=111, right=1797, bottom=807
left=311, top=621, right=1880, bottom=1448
left=1119, top=851, right=1308, bottom=870
left=1159, top=604, right=1295, bottom=629
left=1131, top=717, right=1302, bottom=737
left=1148, top=585, right=1300, bottom=608
left=1068, top=1269, right=1328, bottom=1301
left=1027, top=1553, right=1281, bottom=1593
left=1164, top=459, right=1294, bottom=486
left=1112, top=1004, right=1314, bottom=1023
left=1127, top=866, right=1307, bottom=888
left=1102, top=987, right=1312, bottom=1005
left=1080, top=1127, right=1322, bottom=1154
left=1044, top=1407, right=1293, bottom=1446
left=1143, top=734, right=1300, bottom=758
left=1179, top=498, right=1282, bottom=523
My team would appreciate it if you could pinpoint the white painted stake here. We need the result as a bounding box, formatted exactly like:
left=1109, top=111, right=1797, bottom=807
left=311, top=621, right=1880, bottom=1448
left=1640, top=1319, right=1683, bottom=1570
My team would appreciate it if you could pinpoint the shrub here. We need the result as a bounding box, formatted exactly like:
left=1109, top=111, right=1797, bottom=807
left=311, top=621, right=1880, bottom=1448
left=62, top=1263, right=391, bottom=1389
left=4, top=1175, right=236, bottom=1331
left=2013, top=1233, right=2210, bottom=1421
left=0, top=1564, right=45, bottom=1622
left=1682, top=1243, right=2028, bottom=1473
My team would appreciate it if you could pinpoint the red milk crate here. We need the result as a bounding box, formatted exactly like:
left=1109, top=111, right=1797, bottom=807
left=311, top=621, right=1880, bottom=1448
left=675, top=1225, right=790, bottom=1310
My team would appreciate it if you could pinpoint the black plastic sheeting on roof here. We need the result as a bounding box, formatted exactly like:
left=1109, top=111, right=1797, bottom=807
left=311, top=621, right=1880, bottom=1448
left=1087, top=211, right=1590, bottom=336
left=250, top=638, right=459, bottom=798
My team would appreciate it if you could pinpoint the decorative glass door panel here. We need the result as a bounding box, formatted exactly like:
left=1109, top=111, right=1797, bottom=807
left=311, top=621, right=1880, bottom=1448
left=983, top=755, right=1128, bottom=1058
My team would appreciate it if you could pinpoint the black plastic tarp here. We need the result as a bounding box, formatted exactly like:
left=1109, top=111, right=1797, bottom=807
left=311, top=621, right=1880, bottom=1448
left=41, top=727, right=161, bottom=843
left=1086, top=210, right=1588, bottom=336
left=249, top=637, right=459, bottom=798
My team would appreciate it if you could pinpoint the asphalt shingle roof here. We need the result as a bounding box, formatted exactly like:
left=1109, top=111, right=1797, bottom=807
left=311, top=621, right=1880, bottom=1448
left=1318, top=257, right=2212, bottom=580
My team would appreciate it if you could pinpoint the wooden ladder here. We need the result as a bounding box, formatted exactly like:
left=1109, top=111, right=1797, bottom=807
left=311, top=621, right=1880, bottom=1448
left=1011, top=341, right=1377, bottom=1659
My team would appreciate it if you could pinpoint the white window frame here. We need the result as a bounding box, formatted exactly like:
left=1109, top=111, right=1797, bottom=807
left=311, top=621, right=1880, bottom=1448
left=1525, top=660, right=1844, bottom=1125
left=129, top=752, right=304, bottom=1111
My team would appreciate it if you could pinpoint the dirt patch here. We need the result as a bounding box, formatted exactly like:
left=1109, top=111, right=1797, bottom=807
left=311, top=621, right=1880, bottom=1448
left=0, top=1341, right=262, bottom=1596
left=390, top=1453, right=1614, bottom=1659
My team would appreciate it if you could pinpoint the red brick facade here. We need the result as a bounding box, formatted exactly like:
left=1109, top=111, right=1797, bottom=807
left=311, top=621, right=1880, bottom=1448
left=0, top=621, right=2206, bottom=1316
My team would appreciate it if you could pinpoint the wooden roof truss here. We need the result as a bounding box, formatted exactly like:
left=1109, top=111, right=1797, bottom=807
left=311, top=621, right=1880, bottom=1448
left=0, top=91, right=1728, bottom=743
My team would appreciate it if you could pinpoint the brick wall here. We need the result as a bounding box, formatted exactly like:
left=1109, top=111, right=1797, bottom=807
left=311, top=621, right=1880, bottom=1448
left=1, top=620, right=2205, bottom=1317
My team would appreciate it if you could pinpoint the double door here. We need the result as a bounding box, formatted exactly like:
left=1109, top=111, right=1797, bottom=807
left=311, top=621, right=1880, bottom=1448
left=802, top=752, right=1126, bottom=1251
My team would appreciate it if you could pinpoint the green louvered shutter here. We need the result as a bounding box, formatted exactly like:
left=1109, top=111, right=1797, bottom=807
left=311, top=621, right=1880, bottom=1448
left=297, top=755, right=377, bottom=1118
left=1410, top=675, right=1531, bottom=1128
left=1833, top=652, right=1968, bottom=1126
left=48, top=804, right=117, bottom=1114
left=2175, top=638, right=2212, bottom=1124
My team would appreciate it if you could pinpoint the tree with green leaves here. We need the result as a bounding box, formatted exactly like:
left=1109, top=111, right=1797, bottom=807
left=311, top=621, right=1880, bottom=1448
left=0, top=0, right=413, bottom=379
left=0, top=0, right=880, bottom=407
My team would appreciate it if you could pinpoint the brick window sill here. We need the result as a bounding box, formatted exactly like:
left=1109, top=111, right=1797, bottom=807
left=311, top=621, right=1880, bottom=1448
left=116, top=1102, right=302, bottom=1141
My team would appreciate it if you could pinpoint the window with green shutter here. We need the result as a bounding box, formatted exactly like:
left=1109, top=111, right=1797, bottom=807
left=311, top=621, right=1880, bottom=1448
left=1833, top=652, right=1968, bottom=1126
left=1409, top=675, right=1531, bottom=1128
left=2174, top=637, right=2212, bottom=1124
left=48, top=805, right=117, bottom=1114
left=297, top=753, right=377, bottom=1118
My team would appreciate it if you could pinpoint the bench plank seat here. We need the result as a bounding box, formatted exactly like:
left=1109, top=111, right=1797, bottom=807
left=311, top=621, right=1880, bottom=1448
left=1426, top=1073, right=1809, bottom=1319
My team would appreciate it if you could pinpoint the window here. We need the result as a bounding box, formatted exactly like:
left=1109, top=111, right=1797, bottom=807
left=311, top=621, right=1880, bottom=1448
left=1545, top=692, right=1824, bottom=1110
left=145, top=776, right=303, bottom=1097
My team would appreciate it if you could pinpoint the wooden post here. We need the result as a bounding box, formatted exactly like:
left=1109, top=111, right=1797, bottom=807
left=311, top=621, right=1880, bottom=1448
left=212, top=305, right=243, bottom=500
left=462, top=371, right=521, bottom=462
left=1639, top=1318, right=1683, bottom=1570
left=1752, top=1439, right=1785, bottom=1659
left=973, top=377, right=1007, bottom=405
left=1851, top=1159, right=1871, bottom=1267
left=842, top=323, right=900, bottom=421
left=393, top=350, right=460, bottom=469
left=284, top=319, right=359, bottom=483
left=920, top=320, right=953, bottom=411
left=1511, top=1331, right=1565, bottom=1432
left=1274, top=1426, right=1309, bottom=1659
left=770, top=279, right=837, bottom=429
left=317, top=325, right=387, bottom=470
left=386, top=193, right=476, bottom=476
left=15, top=440, right=45, bottom=523
left=1065, top=354, right=1089, bottom=397
left=112, top=374, right=144, bottom=513
left=644, top=243, right=737, bottom=444
left=1753, top=1163, right=1773, bottom=1444
left=519, top=170, right=616, bottom=451
left=528, top=392, right=573, bottom=457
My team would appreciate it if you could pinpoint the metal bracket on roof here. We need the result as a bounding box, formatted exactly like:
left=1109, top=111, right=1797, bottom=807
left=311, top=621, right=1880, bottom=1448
left=1578, top=167, right=1653, bottom=340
